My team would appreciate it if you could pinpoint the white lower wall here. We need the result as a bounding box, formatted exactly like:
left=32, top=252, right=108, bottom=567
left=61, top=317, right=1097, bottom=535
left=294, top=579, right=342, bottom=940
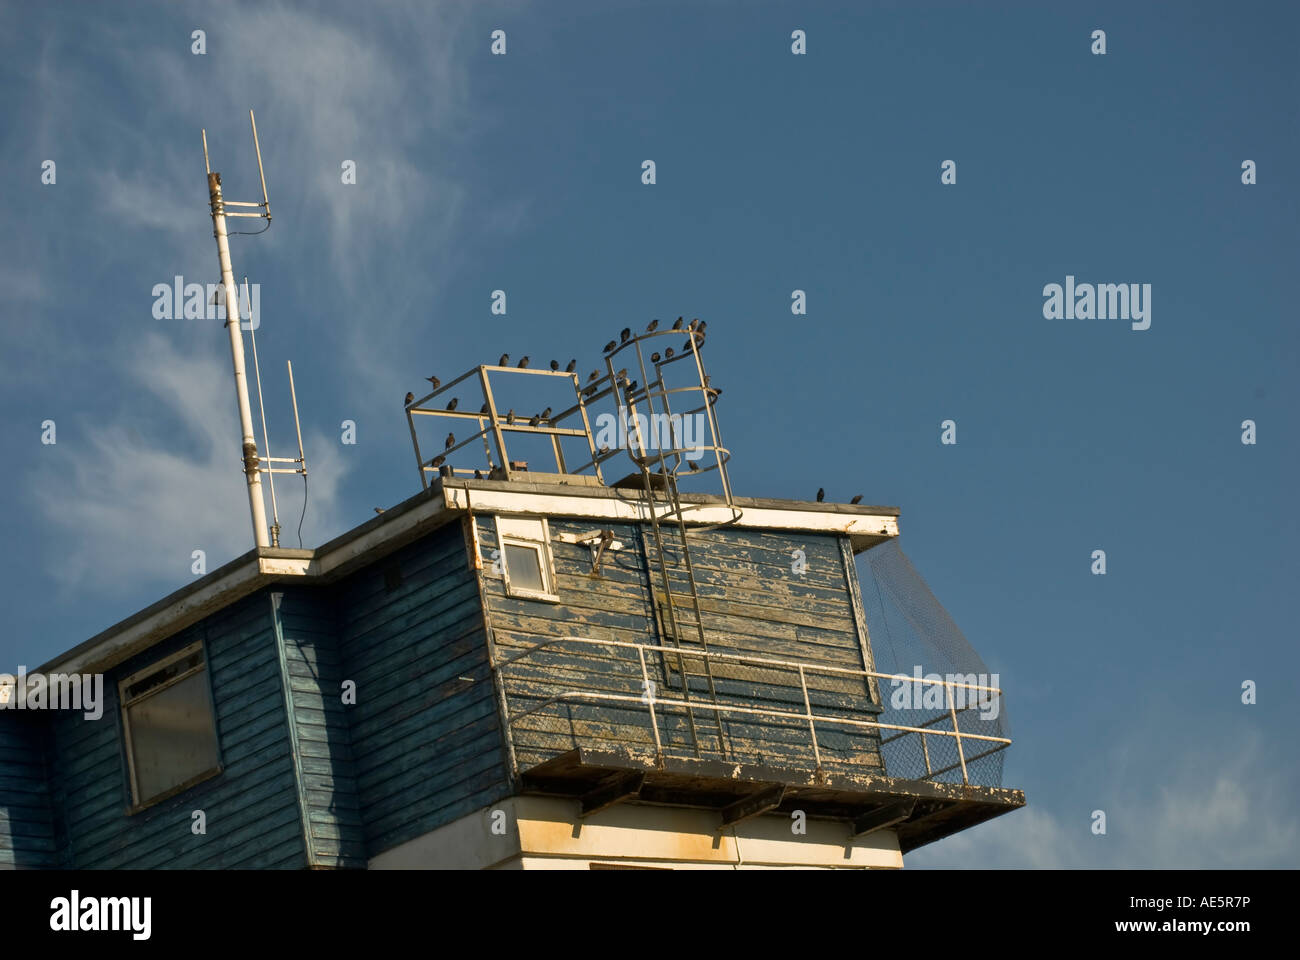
left=369, top=795, right=903, bottom=870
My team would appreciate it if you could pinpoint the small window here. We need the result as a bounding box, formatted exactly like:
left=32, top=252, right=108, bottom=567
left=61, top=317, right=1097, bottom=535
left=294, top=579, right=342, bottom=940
left=504, top=543, right=546, bottom=592
left=119, top=641, right=221, bottom=811
left=495, top=516, right=559, bottom=601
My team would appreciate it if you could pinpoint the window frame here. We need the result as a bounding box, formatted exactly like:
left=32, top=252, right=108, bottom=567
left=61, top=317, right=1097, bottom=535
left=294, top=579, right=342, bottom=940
left=119, top=639, right=223, bottom=814
left=495, top=516, right=560, bottom=603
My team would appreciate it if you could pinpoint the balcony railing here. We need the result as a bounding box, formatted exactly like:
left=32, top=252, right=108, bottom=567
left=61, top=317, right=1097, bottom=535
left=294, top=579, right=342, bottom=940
left=493, top=636, right=1010, bottom=787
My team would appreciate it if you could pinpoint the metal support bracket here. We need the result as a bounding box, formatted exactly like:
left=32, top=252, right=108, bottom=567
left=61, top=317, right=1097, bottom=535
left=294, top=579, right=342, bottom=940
left=718, top=783, right=786, bottom=830
left=579, top=770, right=645, bottom=818
left=850, top=799, right=915, bottom=838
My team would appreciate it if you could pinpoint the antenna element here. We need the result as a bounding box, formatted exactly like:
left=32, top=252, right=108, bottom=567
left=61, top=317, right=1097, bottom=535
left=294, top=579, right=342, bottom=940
left=202, top=113, right=276, bottom=548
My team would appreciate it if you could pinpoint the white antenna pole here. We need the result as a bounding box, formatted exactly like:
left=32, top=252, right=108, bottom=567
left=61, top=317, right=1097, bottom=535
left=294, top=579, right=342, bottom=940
left=246, top=278, right=280, bottom=546
left=206, top=164, right=270, bottom=548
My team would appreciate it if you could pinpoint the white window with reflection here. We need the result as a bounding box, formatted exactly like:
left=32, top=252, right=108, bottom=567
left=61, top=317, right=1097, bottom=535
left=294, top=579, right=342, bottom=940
left=119, top=641, right=221, bottom=810
left=495, top=516, right=559, bottom=601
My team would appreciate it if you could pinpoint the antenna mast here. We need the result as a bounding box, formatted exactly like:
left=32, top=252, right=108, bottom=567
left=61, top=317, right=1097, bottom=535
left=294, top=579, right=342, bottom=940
left=202, top=111, right=274, bottom=549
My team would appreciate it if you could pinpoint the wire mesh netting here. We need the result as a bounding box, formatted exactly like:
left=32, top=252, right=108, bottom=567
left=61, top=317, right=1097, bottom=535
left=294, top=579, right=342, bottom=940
left=858, top=539, right=1008, bottom=787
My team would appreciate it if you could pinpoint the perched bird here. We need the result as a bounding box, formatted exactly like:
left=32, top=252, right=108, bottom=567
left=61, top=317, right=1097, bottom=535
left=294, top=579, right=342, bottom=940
left=620, top=327, right=631, bottom=343
left=480, top=402, right=489, bottom=414
left=850, top=495, right=863, bottom=504
left=404, top=392, right=414, bottom=405
left=549, top=359, right=559, bottom=371
left=518, top=356, right=530, bottom=368
left=626, top=380, right=638, bottom=394
left=651, top=352, right=661, bottom=363
left=647, top=319, right=659, bottom=332
left=603, top=340, right=617, bottom=353
left=615, top=368, right=628, bottom=382
left=688, top=318, right=698, bottom=331
left=439, top=464, right=452, bottom=477
left=474, top=469, right=484, bottom=480
left=816, top=488, right=825, bottom=502
left=446, top=397, right=459, bottom=411
left=498, top=353, right=509, bottom=366
left=373, top=507, right=385, bottom=515
left=528, top=413, right=541, bottom=427
left=426, top=375, right=440, bottom=389
left=445, top=432, right=455, bottom=449
left=683, top=340, right=693, bottom=352
left=588, top=370, right=600, bottom=382
left=688, top=460, right=700, bottom=472
left=506, top=409, right=516, bottom=424
left=565, top=359, right=576, bottom=372
left=672, top=317, right=684, bottom=330
left=664, top=347, right=675, bottom=359
left=431, top=455, right=445, bottom=467
left=540, top=406, right=552, bottom=420
left=697, top=321, right=707, bottom=334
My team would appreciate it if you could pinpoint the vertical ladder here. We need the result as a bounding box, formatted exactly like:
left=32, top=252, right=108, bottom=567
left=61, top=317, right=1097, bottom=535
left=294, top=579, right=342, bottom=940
left=629, top=408, right=730, bottom=761
left=607, top=327, right=742, bottom=761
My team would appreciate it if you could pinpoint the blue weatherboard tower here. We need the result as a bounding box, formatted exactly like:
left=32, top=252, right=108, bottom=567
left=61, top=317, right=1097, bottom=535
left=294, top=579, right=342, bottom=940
left=1, top=318, right=1022, bottom=869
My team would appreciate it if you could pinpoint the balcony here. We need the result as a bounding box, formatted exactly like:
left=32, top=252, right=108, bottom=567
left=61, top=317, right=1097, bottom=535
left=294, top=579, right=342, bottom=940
left=493, top=636, right=1024, bottom=851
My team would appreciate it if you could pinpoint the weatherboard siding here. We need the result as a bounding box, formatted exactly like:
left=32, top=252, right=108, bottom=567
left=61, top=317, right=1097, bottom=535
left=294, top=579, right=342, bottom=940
left=271, top=589, right=367, bottom=868
left=479, top=517, right=883, bottom=776
left=335, top=523, right=510, bottom=859
left=11, top=499, right=894, bottom=870
left=47, top=594, right=308, bottom=869
left=0, top=713, right=61, bottom=868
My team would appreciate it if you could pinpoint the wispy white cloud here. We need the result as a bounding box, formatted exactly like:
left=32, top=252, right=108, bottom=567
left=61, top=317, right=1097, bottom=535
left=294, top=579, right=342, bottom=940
left=22, top=0, right=490, bottom=592
left=31, top=333, right=349, bottom=593
left=907, top=728, right=1298, bottom=868
left=95, top=167, right=200, bottom=237
left=95, top=1, right=478, bottom=401
left=0, top=265, right=46, bottom=303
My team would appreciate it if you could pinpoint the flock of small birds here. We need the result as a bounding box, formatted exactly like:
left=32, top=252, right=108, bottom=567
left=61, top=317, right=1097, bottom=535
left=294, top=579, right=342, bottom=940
left=405, top=317, right=709, bottom=415
left=815, top=489, right=864, bottom=505
left=600, top=317, right=706, bottom=357
left=373, top=321, right=871, bottom=518
left=393, top=318, right=725, bottom=492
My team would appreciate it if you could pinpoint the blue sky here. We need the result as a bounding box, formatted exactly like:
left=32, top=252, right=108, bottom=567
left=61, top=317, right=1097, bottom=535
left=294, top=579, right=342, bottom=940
left=1, top=0, right=1296, bottom=867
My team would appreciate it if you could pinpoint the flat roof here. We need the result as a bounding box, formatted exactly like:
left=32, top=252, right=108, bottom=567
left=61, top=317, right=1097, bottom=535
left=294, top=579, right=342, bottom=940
left=40, top=479, right=900, bottom=677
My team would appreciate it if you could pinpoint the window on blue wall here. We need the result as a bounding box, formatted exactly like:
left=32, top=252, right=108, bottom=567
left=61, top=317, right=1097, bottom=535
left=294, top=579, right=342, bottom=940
left=504, top=543, right=545, bottom=592
left=495, top=516, right=559, bottom=602
left=119, top=641, right=221, bottom=811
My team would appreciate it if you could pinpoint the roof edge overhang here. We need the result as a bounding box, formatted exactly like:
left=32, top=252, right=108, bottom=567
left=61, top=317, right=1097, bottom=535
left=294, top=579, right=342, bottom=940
left=39, top=480, right=899, bottom=677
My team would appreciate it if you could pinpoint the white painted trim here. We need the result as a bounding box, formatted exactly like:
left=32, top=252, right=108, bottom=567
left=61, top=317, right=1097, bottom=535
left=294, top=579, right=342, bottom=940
left=46, top=558, right=268, bottom=677
left=310, top=493, right=448, bottom=577
left=41, top=484, right=895, bottom=677
left=40, top=494, right=451, bottom=677
left=443, top=486, right=900, bottom=538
